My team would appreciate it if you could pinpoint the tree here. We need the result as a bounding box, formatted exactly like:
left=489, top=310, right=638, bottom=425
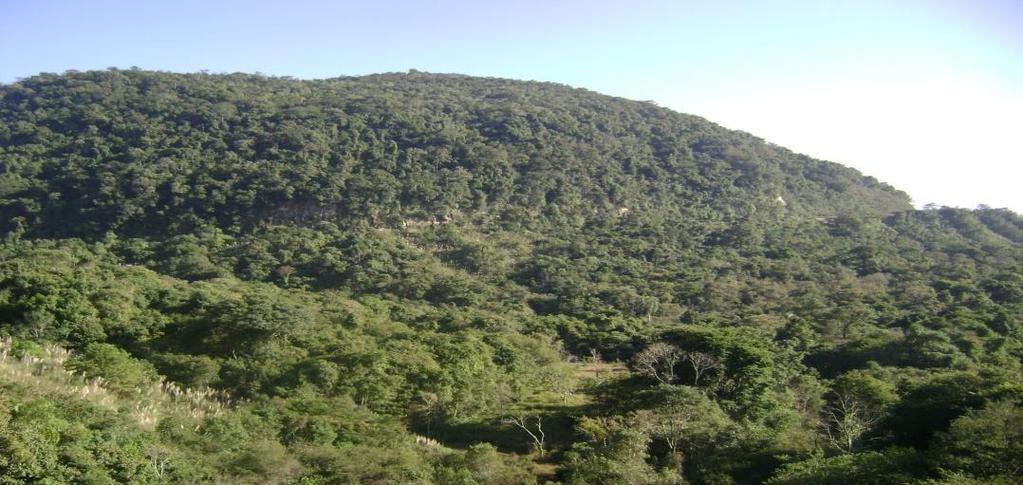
left=767, top=448, right=926, bottom=485
left=561, top=428, right=676, bottom=485
left=937, top=400, right=1023, bottom=479
left=634, top=343, right=683, bottom=384
left=276, top=264, right=296, bottom=286
left=411, top=392, right=443, bottom=435
left=64, top=343, right=158, bottom=395
left=632, top=385, right=734, bottom=477
left=821, top=391, right=879, bottom=453
left=503, top=414, right=546, bottom=456
left=683, top=351, right=722, bottom=386
left=576, top=415, right=626, bottom=448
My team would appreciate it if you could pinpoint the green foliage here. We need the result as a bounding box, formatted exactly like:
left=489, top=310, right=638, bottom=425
left=882, top=372, right=991, bottom=448
left=433, top=443, right=536, bottom=485
left=767, top=448, right=927, bottom=485
left=0, top=385, right=211, bottom=483
left=64, top=343, right=158, bottom=395
left=935, top=400, right=1023, bottom=480
left=561, top=428, right=678, bottom=485
left=0, top=69, right=1019, bottom=483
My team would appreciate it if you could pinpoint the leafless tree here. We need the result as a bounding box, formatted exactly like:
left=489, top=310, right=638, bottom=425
left=276, top=265, right=296, bottom=285
left=412, top=392, right=442, bottom=434
left=503, top=414, right=546, bottom=456
left=683, top=351, right=722, bottom=386
left=634, top=342, right=684, bottom=384
left=821, top=391, right=879, bottom=453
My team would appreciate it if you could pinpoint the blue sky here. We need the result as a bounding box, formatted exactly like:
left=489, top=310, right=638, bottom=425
left=2, top=0, right=1021, bottom=211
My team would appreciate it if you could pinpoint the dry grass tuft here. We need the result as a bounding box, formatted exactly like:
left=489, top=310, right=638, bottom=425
left=0, top=337, right=238, bottom=429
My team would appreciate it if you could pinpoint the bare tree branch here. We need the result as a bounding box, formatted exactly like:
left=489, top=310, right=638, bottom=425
left=820, top=391, right=879, bottom=453
left=503, top=414, right=546, bottom=456
left=634, top=342, right=684, bottom=384
left=683, top=351, right=722, bottom=386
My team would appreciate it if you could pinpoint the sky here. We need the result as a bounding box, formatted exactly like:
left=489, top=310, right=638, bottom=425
left=2, top=0, right=1021, bottom=212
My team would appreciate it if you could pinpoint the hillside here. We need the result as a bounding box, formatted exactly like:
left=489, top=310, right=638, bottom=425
left=0, top=69, right=1021, bottom=484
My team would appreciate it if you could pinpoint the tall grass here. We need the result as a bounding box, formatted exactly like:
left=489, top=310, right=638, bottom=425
left=0, top=337, right=238, bottom=428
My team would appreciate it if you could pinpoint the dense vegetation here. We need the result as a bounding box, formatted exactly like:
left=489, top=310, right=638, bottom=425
left=0, top=69, right=1020, bottom=484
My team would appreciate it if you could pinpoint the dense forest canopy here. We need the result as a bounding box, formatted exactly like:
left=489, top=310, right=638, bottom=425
left=0, top=69, right=1020, bottom=484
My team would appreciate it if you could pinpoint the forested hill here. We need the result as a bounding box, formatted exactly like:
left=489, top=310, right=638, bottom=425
left=0, top=69, right=1020, bottom=484
left=0, top=69, right=911, bottom=237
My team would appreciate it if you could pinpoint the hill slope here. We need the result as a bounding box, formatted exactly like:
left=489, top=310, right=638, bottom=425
left=0, top=70, right=1020, bottom=484
left=0, top=69, right=911, bottom=237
